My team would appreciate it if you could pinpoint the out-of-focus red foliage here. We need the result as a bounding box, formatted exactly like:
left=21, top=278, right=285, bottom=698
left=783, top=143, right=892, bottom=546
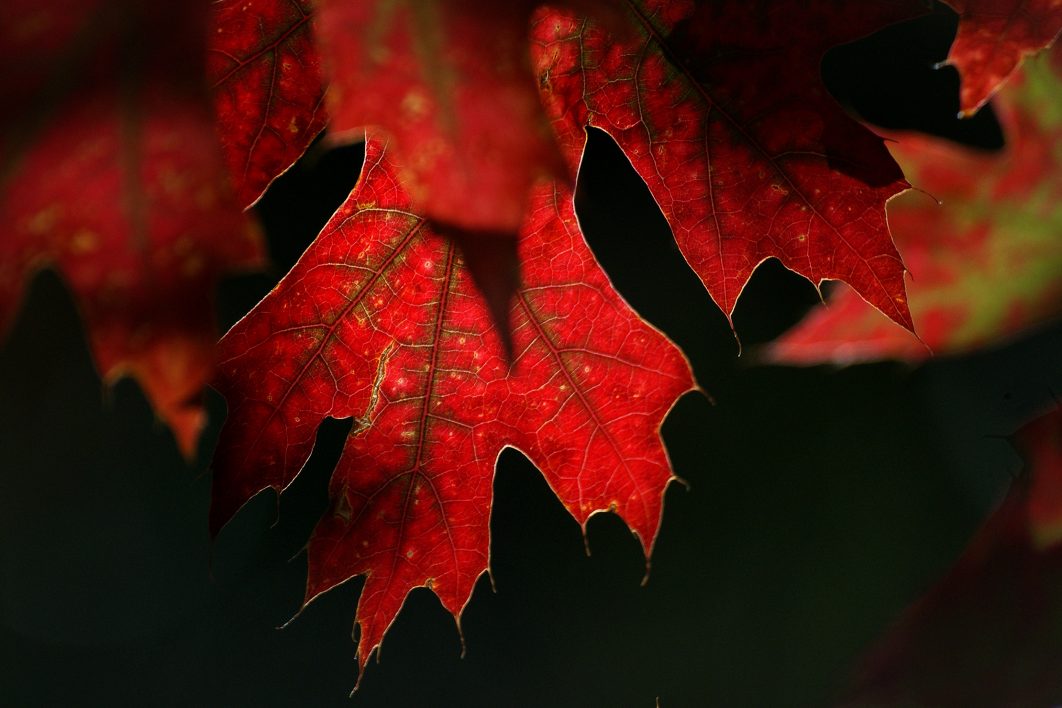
left=315, top=0, right=566, bottom=235
left=942, top=0, right=1062, bottom=116
left=0, top=0, right=263, bottom=456
left=845, top=408, right=1062, bottom=707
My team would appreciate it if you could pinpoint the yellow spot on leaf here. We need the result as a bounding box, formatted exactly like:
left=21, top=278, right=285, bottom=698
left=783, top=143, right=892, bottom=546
left=401, top=90, right=430, bottom=120
left=71, top=229, right=98, bottom=253
left=183, top=255, right=204, bottom=277
left=26, top=205, right=61, bottom=234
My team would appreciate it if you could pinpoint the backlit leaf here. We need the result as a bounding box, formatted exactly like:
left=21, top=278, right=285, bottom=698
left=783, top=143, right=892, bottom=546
left=209, top=0, right=327, bottom=208
left=210, top=136, right=695, bottom=682
left=530, top=0, right=921, bottom=331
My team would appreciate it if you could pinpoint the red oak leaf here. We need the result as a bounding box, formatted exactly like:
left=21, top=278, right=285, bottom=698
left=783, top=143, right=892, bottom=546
left=0, top=0, right=264, bottom=457
left=767, top=49, right=1062, bottom=365
left=941, top=0, right=1062, bottom=117
left=210, top=136, right=695, bottom=682
left=209, top=0, right=327, bottom=208
left=530, top=0, right=920, bottom=332
left=844, top=408, right=1062, bottom=706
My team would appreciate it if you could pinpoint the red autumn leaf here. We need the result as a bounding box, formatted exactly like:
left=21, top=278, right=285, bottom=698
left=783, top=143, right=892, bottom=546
left=314, top=0, right=566, bottom=234
left=211, top=0, right=921, bottom=338
left=940, top=0, right=1062, bottom=117
left=844, top=407, right=1062, bottom=707
left=210, top=136, right=695, bottom=681
left=767, top=49, right=1062, bottom=365
left=530, top=0, right=920, bottom=332
left=0, top=0, right=263, bottom=457
left=209, top=0, right=327, bottom=208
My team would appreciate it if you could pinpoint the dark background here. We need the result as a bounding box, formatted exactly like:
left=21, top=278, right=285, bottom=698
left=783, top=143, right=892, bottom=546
left=3, top=6, right=1060, bottom=706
